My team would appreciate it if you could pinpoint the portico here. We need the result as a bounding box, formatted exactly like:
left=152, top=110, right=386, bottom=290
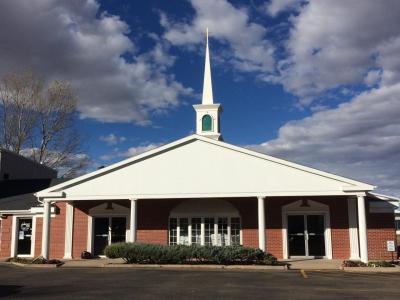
left=38, top=192, right=372, bottom=263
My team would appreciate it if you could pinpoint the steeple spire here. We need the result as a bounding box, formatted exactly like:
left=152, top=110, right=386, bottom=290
left=202, top=28, right=213, bottom=105
left=193, top=28, right=222, bottom=141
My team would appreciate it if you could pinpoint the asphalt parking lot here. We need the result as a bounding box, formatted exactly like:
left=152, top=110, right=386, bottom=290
left=0, top=264, right=399, bottom=299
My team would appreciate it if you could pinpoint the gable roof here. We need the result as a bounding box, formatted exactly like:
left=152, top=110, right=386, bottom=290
left=36, top=135, right=374, bottom=199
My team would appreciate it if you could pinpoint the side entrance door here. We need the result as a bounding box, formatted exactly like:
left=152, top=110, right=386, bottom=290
left=16, top=218, right=33, bottom=256
left=287, top=214, right=326, bottom=257
left=93, top=217, right=127, bottom=256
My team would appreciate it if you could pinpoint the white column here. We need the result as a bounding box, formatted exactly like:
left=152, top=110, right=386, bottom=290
left=257, top=196, right=266, bottom=251
left=200, top=218, right=205, bottom=246
left=63, top=202, right=74, bottom=259
left=41, top=200, right=51, bottom=259
left=129, top=199, right=137, bottom=243
left=357, top=195, right=368, bottom=263
left=347, top=197, right=360, bottom=260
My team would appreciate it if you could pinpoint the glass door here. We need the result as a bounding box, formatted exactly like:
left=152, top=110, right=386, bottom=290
left=93, top=217, right=109, bottom=256
left=306, top=215, right=325, bottom=257
left=93, top=217, right=127, bottom=256
left=111, top=217, right=127, bottom=244
left=17, top=218, right=33, bottom=255
left=288, top=215, right=306, bottom=256
left=287, top=214, right=326, bottom=257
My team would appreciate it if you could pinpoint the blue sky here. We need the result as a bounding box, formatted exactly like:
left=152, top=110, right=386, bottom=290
left=0, top=0, right=399, bottom=195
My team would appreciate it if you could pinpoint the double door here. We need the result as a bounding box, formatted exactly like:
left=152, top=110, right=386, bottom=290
left=93, top=217, right=127, bottom=256
left=287, top=214, right=326, bottom=257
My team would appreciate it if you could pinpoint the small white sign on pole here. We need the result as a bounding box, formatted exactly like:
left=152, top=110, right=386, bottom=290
left=386, top=240, right=395, bottom=252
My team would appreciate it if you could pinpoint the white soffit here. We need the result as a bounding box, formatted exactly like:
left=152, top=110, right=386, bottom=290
left=36, top=135, right=374, bottom=199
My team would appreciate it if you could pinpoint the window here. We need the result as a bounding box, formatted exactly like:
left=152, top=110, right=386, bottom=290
left=217, top=218, right=228, bottom=246
left=191, top=218, right=201, bottom=245
left=202, top=114, right=212, bottom=131
left=231, top=217, right=241, bottom=246
left=395, top=220, right=400, bottom=231
left=204, top=217, right=215, bottom=245
left=169, top=218, right=178, bottom=245
left=168, top=217, right=241, bottom=246
left=179, top=218, right=189, bottom=245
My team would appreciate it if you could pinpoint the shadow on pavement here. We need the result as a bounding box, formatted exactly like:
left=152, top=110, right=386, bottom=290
left=0, top=285, right=23, bottom=297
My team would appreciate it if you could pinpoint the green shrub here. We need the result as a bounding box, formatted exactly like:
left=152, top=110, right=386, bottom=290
left=104, top=243, right=279, bottom=265
left=342, top=260, right=395, bottom=268
left=367, top=261, right=395, bottom=268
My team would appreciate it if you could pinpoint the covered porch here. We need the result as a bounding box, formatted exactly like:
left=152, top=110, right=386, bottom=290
left=38, top=194, right=371, bottom=262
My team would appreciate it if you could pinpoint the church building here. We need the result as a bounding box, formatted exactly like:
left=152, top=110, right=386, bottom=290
left=0, top=30, right=397, bottom=263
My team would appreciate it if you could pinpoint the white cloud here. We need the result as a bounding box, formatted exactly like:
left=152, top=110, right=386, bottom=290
left=161, top=0, right=275, bottom=73
left=263, top=0, right=304, bottom=17
left=271, top=0, right=400, bottom=105
left=99, top=133, right=126, bottom=146
left=100, top=143, right=162, bottom=161
left=247, top=83, right=400, bottom=196
left=0, top=0, right=192, bottom=124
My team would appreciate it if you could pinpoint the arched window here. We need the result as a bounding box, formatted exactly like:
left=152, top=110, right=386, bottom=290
left=202, top=114, right=212, bottom=131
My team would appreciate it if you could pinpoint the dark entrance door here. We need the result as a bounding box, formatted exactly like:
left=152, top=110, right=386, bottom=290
left=307, top=215, right=325, bottom=256
left=93, top=217, right=127, bottom=256
left=93, top=217, right=109, bottom=256
left=111, top=217, right=127, bottom=244
left=17, top=218, right=33, bottom=255
left=288, top=215, right=306, bottom=256
left=287, top=214, right=325, bottom=257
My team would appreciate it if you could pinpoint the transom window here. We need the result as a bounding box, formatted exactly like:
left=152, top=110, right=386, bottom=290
left=169, top=217, right=241, bottom=246
left=202, top=114, right=212, bottom=131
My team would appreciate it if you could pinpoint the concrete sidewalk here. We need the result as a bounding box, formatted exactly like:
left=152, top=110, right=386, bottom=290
left=283, top=258, right=343, bottom=270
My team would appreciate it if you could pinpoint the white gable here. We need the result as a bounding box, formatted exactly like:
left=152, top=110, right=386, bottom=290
left=37, top=135, right=374, bottom=200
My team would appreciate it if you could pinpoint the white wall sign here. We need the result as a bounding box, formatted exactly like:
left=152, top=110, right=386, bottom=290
left=386, top=240, right=395, bottom=252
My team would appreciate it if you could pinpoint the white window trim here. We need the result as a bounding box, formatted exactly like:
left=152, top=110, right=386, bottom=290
left=169, top=215, right=242, bottom=247
left=282, top=200, right=333, bottom=260
left=11, top=215, right=37, bottom=258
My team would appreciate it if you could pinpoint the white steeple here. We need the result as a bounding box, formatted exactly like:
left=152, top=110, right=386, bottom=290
left=202, top=28, right=213, bottom=105
left=193, top=28, right=222, bottom=140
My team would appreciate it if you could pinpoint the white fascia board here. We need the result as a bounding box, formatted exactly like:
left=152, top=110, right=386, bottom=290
left=342, top=186, right=375, bottom=192
left=36, top=134, right=375, bottom=197
left=368, top=192, right=400, bottom=202
left=0, top=207, right=56, bottom=216
left=0, top=210, right=32, bottom=216
left=35, top=192, right=65, bottom=198
left=47, top=190, right=365, bottom=202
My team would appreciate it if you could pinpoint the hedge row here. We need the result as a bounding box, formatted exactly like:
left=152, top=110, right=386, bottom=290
left=105, top=243, right=279, bottom=265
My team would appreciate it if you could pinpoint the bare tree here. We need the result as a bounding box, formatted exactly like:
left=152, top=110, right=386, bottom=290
left=0, top=71, right=88, bottom=177
left=0, top=71, right=41, bottom=153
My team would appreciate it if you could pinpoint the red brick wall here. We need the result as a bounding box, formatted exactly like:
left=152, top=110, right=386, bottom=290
left=228, top=198, right=259, bottom=248
left=137, top=199, right=182, bottom=244
left=34, top=218, right=42, bottom=256
left=367, top=200, right=397, bottom=260
left=35, top=202, right=66, bottom=258
left=72, top=204, right=89, bottom=258
left=0, top=216, right=12, bottom=257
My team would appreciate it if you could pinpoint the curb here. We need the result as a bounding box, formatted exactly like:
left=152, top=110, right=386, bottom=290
left=10, top=262, right=62, bottom=268
left=342, top=266, right=400, bottom=273
left=61, top=263, right=287, bottom=270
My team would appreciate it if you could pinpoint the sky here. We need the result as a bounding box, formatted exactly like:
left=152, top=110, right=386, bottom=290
left=0, top=0, right=399, bottom=196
